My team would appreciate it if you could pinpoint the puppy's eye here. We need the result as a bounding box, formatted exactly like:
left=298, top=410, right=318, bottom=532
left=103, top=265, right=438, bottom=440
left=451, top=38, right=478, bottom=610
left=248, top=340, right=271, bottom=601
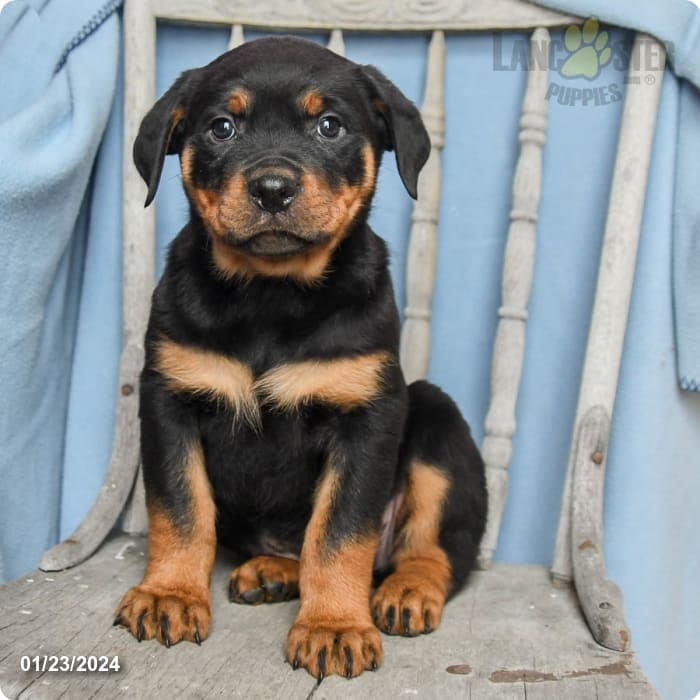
left=210, top=118, right=235, bottom=141
left=317, top=115, right=343, bottom=139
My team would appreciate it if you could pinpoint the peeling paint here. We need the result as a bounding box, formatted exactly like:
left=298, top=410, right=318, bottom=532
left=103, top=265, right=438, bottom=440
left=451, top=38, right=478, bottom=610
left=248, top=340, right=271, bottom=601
left=565, top=661, right=631, bottom=679
left=489, top=660, right=632, bottom=683
left=490, top=669, right=558, bottom=683
left=446, top=664, right=473, bottom=675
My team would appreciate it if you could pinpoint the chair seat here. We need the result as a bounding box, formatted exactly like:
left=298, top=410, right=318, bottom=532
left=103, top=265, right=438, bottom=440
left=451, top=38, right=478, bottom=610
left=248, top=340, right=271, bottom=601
left=0, top=534, right=656, bottom=699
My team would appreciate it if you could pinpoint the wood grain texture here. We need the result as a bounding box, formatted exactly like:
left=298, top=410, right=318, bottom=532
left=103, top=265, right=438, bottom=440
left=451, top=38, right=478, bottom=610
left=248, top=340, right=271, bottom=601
left=149, top=0, right=578, bottom=30
left=570, top=406, right=631, bottom=652
left=400, top=30, right=445, bottom=383
left=0, top=535, right=657, bottom=699
left=478, top=28, right=550, bottom=570
left=552, top=35, right=667, bottom=585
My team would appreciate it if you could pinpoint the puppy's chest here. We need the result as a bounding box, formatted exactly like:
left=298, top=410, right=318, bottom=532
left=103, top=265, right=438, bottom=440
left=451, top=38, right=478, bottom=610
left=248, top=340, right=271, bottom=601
left=154, top=337, right=389, bottom=422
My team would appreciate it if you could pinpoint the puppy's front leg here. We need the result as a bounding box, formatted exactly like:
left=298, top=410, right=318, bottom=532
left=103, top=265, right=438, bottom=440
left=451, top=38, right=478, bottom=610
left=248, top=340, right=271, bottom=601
left=287, top=400, right=403, bottom=679
left=115, top=374, right=216, bottom=647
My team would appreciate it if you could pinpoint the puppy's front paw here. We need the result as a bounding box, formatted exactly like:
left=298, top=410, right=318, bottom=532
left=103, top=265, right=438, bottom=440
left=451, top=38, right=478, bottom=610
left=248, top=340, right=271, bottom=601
left=114, top=584, right=211, bottom=647
left=287, top=620, right=382, bottom=679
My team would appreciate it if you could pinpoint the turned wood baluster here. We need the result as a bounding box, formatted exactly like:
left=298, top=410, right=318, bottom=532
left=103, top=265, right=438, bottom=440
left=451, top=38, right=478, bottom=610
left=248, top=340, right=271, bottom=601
left=400, top=30, right=446, bottom=383
left=327, top=28, right=345, bottom=55
left=478, top=27, right=550, bottom=570
left=228, top=23, right=245, bottom=50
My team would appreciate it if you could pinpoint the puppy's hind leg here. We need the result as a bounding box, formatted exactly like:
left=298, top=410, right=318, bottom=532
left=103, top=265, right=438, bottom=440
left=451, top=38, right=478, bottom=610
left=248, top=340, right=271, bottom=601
left=372, top=380, right=487, bottom=636
left=229, top=556, right=299, bottom=604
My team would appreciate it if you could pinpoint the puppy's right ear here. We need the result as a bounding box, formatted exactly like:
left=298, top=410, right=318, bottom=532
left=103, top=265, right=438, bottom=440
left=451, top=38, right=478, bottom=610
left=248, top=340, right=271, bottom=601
left=133, top=70, right=197, bottom=207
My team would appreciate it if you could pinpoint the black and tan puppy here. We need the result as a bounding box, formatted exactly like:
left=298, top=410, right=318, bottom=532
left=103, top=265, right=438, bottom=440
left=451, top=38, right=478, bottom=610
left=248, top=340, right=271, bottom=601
left=114, top=36, right=487, bottom=679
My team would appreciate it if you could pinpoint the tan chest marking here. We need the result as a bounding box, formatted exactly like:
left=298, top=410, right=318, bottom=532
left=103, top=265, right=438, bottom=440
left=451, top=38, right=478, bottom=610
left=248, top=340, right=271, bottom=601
left=255, top=351, right=391, bottom=412
left=156, top=339, right=259, bottom=426
left=155, top=339, right=390, bottom=417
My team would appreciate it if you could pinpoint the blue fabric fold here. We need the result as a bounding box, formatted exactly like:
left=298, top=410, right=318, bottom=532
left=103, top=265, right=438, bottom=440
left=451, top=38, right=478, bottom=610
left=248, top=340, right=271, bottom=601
left=674, top=81, right=700, bottom=392
left=534, top=0, right=700, bottom=391
left=0, top=0, right=120, bottom=581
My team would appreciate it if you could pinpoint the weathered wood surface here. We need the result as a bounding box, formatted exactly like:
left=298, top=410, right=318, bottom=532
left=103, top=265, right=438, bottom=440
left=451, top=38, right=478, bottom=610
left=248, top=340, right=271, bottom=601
left=114, top=0, right=159, bottom=539
left=149, top=0, right=578, bottom=30
left=570, top=406, right=630, bottom=653
left=552, top=35, right=667, bottom=589
left=1, top=535, right=656, bottom=699
left=478, top=28, right=550, bottom=570
left=400, top=30, right=445, bottom=383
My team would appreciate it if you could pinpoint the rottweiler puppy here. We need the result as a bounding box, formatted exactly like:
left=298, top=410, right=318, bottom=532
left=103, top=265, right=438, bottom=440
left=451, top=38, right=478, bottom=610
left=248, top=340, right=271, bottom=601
left=114, top=35, right=487, bottom=680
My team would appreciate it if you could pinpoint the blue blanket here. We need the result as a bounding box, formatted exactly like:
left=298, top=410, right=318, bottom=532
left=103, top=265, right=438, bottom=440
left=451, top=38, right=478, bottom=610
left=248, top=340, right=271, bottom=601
left=0, top=0, right=120, bottom=580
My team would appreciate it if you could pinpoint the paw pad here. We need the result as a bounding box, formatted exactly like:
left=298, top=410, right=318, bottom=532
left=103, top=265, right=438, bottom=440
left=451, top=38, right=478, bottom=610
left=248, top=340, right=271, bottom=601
left=561, top=18, right=611, bottom=80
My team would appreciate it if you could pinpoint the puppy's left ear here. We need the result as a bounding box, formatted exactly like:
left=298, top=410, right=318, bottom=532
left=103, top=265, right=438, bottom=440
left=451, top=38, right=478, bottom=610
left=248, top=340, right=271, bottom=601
left=361, top=65, right=430, bottom=199
left=133, top=69, right=197, bottom=207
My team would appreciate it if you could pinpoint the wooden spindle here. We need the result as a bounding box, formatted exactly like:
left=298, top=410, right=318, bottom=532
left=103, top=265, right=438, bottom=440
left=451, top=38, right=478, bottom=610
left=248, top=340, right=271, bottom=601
left=228, top=24, right=245, bottom=50
left=327, top=28, right=345, bottom=56
left=477, top=27, right=550, bottom=570
left=400, top=30, right=446, bottom=383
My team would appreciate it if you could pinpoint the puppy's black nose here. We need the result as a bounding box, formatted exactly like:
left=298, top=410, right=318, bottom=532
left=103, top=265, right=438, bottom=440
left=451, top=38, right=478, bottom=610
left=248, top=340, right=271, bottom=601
left=248, top=174, right=297, bottom=214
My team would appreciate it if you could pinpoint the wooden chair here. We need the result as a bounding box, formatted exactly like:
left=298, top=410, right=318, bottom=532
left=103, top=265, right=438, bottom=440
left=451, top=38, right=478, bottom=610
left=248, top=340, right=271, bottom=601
left=0, top=1, right=664, bottom=697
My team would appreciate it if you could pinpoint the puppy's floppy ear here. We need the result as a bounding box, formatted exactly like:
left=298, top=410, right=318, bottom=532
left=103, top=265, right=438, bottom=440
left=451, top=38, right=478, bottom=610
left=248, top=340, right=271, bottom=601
left=133, top=70, right=197, bottom=207
left=361, top=65, right=430, bottom=199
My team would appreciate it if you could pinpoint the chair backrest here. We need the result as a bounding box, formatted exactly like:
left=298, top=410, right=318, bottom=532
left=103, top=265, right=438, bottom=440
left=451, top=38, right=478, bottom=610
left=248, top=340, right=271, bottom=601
left=118, top=0, right=579, bottom=545
left=120, top=1, right=665, bottom=572
left=41, top=5, right=667, bottom=641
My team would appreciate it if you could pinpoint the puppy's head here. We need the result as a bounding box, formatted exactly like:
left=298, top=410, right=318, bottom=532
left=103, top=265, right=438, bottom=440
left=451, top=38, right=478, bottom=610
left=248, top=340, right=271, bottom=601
left=134, top=36, right=430, bottom=282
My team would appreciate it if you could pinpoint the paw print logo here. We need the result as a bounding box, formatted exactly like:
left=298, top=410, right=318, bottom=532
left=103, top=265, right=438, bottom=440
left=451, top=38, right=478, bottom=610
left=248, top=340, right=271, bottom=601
left=561, top=17, right=612, bottom=80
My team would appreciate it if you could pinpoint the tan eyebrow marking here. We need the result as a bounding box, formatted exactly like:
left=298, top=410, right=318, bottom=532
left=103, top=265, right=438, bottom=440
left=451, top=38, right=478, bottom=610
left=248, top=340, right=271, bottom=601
left=255, top=351, right=391, bottom=412
left=229, top=88, right=250, bottom=116
left=301, top=89, right=324, bottom=116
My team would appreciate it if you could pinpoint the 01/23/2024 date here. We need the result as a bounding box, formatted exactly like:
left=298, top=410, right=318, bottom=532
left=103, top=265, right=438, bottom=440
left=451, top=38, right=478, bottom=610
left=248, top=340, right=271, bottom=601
left=20, top=656, right=121, bottom=673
